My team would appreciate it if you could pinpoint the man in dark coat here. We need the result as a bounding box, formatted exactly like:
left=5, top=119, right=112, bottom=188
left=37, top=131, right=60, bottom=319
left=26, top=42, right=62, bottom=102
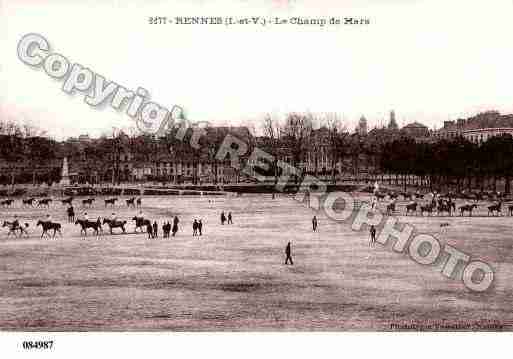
left=172, top=216, right=179, bottom=236
left=285, top=242, right=293, bottom=265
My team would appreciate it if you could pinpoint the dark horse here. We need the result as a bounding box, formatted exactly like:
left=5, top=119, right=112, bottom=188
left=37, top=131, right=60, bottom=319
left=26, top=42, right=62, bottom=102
left=459, top=204, right=477, bottom=217
left=488, top=201, right=502, bottom=216
left=61, top=197, right=73, bottom=205
left=126, top=197, right=136, bottom=208
left=437, top=202, right=453, bottom=216
left=1, top=199, right=14, bottom=207
left=102, top=218, right=127, bottom=234
left=37, top=220, right=62, bottom=238
left=420, top=203, right=435, bottom=216
left=405, top=202, right=418, bottom=215
left=105, top=198, right=118, bottom=207
left=75, top=218, right=103, bottom=236
left=22, top=198, right=35, bottom=207
left=2, top=221, right=29, bottom=237
left=37, top=198, right=52, bottom=208
left=132, top=216, right=151, bottom=233
left=82, top=198, right=95, bottom=207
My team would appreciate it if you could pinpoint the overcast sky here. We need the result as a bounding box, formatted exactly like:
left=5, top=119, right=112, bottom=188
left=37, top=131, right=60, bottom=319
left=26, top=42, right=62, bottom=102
left=2, top=0, right=513, bottom=139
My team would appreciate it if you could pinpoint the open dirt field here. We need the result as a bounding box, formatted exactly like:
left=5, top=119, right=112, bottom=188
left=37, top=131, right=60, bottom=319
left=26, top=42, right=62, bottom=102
left=0, top=193, right=512, bottom=330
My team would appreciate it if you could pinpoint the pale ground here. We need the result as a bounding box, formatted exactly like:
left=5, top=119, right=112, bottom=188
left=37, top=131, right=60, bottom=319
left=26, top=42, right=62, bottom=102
left=0, top=193, right=512, bottom=331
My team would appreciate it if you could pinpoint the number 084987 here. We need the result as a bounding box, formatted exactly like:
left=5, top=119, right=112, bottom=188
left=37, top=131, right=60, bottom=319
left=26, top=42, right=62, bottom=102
left=22, top=341, right=54, bottom=350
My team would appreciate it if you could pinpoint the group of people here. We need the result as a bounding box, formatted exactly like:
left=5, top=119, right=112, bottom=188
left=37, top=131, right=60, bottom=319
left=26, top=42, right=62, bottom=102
left=146, top=215, right=180, bottom=239
left=220, top=211, right=233, bottom=225
left=192, top=219, right=203, bottom=236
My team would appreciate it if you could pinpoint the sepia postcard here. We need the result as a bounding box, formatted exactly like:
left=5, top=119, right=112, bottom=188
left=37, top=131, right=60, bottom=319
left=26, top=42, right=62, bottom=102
left=1, top=0, right=512, bottom=357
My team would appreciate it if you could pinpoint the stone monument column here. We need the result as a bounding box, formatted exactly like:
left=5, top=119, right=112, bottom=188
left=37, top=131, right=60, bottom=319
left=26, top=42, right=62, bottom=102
left=60, top=157, right=71, bottom=186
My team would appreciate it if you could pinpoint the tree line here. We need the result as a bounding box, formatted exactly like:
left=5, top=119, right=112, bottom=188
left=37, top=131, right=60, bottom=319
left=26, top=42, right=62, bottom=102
left=1, top=114, right=512, bottom=193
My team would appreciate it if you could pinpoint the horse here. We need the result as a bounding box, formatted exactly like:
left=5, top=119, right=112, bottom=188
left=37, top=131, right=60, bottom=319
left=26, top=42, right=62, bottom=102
left=132, top=216, right=151, bottom=233
left=2, top=221, right=29, bottom=237
left=420, top=203, right=435, bottom=216
left=0, top=199, right=14, bottom=208
left=488, top=201, right=502, bottom=216
left=37, top=220, right=62, bottom=238
left=102, top=218, right=127, bottom=234
left=22, top=198, right=35, bottom=207
left=82, top=198, right=95, bottom=207
left=61, top=197, right=73, bottom=205
left=437, top=202, right=453, bottom=216
left=75, top=218, right=102, bottom=236
left=37, top=198, right=52, bottom=208
left=405, top=202, right=418, bottom=215
left=459, top=204, right=477, bottom=216
left=386, top=202, right=396, bottom=215
left=104, top=198, right=118, bottom=207
left=126, top=197, right=136, bottom=208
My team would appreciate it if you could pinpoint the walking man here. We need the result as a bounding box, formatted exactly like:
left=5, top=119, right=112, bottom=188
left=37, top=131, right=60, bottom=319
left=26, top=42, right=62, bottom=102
left=67, top=205, right=75, bottom=222
left=221, top=211, right=226, bottom=225
left=370, top=225, right=376, bottom=247
left=227, top=212, right=233, bottom=224
left=172, top=216, right=179, bottom=236
left=285, top=241, right=293, bottom=265
left=193, top=219, right=198, bottom=236
left=146, top=222, right=153, bottom=239
left=198, top=219, right=203, bottom=236
left=153, top=221, right=158, bottom=238
left=312, top=215, right=318, bottom=232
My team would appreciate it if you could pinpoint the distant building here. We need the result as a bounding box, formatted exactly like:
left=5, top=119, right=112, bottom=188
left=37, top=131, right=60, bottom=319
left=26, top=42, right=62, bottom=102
left=401, top=122, right=430, bottom=138
left=388, top=110, right=399, bottom=130
left=435, top=111, right=513, bottom=144
left=356, top=116, right=368, bottom=136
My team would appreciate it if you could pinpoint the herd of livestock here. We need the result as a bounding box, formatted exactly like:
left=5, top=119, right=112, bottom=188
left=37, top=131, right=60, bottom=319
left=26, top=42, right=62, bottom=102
left=1, top=196, right=147, bottom=239
left=374, top=190, right=512, bottom=217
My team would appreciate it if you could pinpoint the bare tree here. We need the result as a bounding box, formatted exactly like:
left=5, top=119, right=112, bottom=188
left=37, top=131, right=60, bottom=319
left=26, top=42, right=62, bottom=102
left=281, top=112, right=313, bottom=184
left=325, top=113, right=349, bottom=185
left=261, top=113, right=282, bottom=184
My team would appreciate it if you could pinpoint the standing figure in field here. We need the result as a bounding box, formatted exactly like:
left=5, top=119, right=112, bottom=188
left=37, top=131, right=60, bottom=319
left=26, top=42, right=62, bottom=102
left=172, top=216, right=179, bottom=236
left=146, top=222, right=153, bottom=239
left=227, top=212, right=233, bottom=224
left=44, top=213, right=52, bottom=224
left=67, top=205, right=75, bottom=223
left=83, top=212, right=89, bottom=221
left=198, top=219, right=203, bottom=236
left=369, top=225, right=376, bottom=247
left=153, top=221, right=158, bottom=238
left=285, top=241, right=293, bottom=265
left=192, top=219, right=198, bottom=236
left=220, top=211, right=226, bottom=225
left=312, top=215, right=318, bottom=232
left=163, top=221, right=171, bottom=238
